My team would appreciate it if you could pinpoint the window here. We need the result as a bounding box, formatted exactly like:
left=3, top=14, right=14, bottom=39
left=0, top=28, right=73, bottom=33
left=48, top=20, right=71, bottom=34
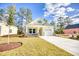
left=9, top=29, right=12, bottom=33
left=33, top=29, right=36, bottom=33
left=29, top=28, right=36, bottom=34
left=29, top=29, right=32, bottom=33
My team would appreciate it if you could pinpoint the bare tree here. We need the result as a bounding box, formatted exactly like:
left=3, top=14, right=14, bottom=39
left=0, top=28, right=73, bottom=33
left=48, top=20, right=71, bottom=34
left=17, top=8, right=32, bottom=34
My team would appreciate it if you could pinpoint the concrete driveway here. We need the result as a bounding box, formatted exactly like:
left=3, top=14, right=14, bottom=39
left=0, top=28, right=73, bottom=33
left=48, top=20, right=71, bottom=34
left=40, top=36, right=79, bottom=56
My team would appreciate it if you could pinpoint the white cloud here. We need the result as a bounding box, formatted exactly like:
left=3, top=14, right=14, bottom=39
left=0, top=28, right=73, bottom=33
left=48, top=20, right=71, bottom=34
left=70, top=13, right=79, bottom=24
left=44, top=3, right=79, bottom=23
left=56, top=7, right=66, bottom=16
left=70, top=13, right=79, bottom=18
left=44, top=11, right=49, bottom=17
left=67, top=7, right=75, bottom=12
left=61, top=3, right=71, bottom=6
left=71, top=18, right=79, bottom=24
left=44, top=3, right=79, bottom=25
left=44, top=3, right=71, bottom=17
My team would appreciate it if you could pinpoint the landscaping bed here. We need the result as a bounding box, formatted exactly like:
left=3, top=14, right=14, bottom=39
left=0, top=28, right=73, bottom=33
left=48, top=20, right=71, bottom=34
left=55, top=34, right=79, bottom=40
left=0, top=42, right=22, bottom=52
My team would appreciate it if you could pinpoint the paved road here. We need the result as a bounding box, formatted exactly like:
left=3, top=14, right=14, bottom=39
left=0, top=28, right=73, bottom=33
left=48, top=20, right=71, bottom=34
left=40, top=36, right=79, bottom=56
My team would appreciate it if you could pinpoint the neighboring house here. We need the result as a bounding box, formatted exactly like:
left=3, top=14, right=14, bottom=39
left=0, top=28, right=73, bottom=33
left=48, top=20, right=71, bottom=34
left=24, top=18, right=54, bottom=36
left=0, top=16, right=17, bottom=36
left=63, top=24, right=79, bottom=34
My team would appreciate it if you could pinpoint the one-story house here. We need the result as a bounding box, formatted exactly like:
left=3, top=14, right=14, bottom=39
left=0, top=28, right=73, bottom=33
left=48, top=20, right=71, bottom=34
left=24, top=18, right=54, bottom=36
left=0, top=16, right=18, bottom=36
left=63, top=24, right=79, bottom=34
left=0, top=22, right=18, bottom=36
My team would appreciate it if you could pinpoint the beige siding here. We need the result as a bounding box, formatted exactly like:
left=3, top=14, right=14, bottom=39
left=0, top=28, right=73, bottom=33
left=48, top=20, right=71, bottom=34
left=0, top=25, right=8, bottom=36
left=0, top=23, right=18, bottom=36
left=25, top=25, right=54, bottom=36
left=9, top=26, right=17, bottom=35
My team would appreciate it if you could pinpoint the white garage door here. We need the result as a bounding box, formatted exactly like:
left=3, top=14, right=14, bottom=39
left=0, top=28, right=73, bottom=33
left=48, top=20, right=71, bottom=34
left=44, top=29, right=52, bottom=36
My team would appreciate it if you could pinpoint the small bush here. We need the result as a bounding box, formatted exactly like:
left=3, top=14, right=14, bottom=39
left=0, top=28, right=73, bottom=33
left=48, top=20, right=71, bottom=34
left=54, top=29, right=64, bottom=34
left=69, top=35, right=75, bottom=39
left=76, top=35, right=79, bottom=40
left=17, top=30, right=24, bottom=35
left=69, top=34, right=79, bottom=40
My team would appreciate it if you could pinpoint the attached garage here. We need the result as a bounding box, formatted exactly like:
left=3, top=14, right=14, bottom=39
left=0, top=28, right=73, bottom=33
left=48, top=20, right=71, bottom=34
left=44, top=29, right=52, bottom=36
left=43, top=28, right=53, bottom=36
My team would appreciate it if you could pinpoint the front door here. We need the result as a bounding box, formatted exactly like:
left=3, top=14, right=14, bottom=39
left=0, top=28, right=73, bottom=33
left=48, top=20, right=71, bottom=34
left=39, top=28, right=42, bottom=36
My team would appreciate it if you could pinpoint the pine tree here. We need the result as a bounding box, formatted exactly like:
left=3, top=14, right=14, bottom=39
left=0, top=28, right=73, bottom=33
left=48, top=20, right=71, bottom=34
left=7, top=5, right=16, bottom=25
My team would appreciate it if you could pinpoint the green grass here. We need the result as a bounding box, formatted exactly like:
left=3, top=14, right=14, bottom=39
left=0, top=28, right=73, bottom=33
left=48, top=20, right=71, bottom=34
left=0, top=37, right=72, bottom=56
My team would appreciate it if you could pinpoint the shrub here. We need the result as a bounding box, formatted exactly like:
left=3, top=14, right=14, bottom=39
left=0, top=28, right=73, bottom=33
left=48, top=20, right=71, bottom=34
left=17, top=30, right=24, bottom=35
left=76, top=35, right=79, bottom=40
left=54, top=29, right=64, bottom=34
left=69, top=35, right=75, bottom=39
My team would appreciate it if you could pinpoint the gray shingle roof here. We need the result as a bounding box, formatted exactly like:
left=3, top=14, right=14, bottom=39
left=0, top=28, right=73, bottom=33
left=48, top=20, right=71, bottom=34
left=65, top=24, right=79, bottom=29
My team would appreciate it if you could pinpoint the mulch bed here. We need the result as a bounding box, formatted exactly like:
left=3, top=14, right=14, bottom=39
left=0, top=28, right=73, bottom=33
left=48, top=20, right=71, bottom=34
left=0, top=42, right=22, bottom=52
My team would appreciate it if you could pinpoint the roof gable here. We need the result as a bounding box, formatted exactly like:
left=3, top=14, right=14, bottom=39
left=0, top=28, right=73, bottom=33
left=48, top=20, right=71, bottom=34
left=28, top=18, right=50, bottom=25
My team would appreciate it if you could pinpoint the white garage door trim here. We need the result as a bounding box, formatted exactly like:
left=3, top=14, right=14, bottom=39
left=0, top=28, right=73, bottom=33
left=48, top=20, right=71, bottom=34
left=43, top=29, right=52, bottom=36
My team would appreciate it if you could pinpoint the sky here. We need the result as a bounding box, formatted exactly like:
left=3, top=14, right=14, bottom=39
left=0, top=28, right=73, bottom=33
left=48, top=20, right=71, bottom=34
left=0, top=3, right=79, bottom=24
left=0, top=3, right=45, bottom=20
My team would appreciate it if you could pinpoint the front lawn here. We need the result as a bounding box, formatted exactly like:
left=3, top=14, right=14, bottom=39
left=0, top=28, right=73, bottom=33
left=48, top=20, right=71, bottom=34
left=0, top=37, right=72, bottom=56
